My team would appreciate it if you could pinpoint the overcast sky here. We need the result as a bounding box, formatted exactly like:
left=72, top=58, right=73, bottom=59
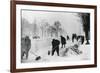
left=22, top=10, right=84, bottom=35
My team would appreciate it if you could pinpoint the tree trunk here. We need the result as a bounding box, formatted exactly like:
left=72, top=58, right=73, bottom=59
left=85, top=31, right=90, bottom=44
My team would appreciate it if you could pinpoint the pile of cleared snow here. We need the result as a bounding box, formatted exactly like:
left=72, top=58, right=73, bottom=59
left=22, top=37, right=90, bottom=63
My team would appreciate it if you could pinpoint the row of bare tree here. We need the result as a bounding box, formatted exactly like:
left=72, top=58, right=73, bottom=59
left=21, top=13, right=90, bottom=44
left=22, top=18, right=65, bottom=38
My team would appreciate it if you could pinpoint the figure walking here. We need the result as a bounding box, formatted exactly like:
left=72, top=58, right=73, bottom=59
left=60, top=35, right=66, bottom=48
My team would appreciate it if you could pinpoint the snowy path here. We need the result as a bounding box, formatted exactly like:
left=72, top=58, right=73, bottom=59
left=21, top=38, right=91, bottom=63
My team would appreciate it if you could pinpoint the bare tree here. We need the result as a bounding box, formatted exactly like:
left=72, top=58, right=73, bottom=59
left=33, top=19, right=38, bottom=37
left=40, top=20, right=50, bottom=38
left=47, top=26, right=56, bottom=37
left=54, top=21, right=61, bottom=37
left=21, top=18, right=32, bottom=37
left=40, top=24, right=44, bottom=38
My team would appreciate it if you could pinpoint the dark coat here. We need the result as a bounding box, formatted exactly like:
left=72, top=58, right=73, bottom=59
left=77, top=35, right=84, bottom=44
left=21, top=36, right=31, bottom=59
left=52, top=39, right=60, bottom=56
left=52, top=39, right=60, bottom=49
left=60, top=36, right=66, bottom=44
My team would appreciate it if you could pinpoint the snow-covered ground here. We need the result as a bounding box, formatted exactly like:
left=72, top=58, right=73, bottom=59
left=21, top=37, right=90, bottom=63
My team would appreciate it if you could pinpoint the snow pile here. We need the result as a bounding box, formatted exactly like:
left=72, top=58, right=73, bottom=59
left=21, top=37, right=90, bottom=63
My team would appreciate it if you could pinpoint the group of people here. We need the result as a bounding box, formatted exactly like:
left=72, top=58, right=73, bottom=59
left=21, top=35, right=67, bottom=59
left=21, top=34, right=85, bottom=59
left=51, top=34, right=85, bottom=56
left=51, top=35, right=66, bottom=56
left=72, top=33, right=84, bottom=44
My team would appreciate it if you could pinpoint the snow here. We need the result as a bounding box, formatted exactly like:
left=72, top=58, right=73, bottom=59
left=21, top=37, right=91, bottom=63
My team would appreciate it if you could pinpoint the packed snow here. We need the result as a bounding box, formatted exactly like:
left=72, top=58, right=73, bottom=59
left=21, top=37, right=90, bottom=63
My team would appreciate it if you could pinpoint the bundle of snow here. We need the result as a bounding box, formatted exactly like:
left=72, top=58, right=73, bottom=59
left=62, top=44, right=82, bottom=56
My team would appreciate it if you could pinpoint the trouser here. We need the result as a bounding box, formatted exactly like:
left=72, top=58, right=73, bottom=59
left=52, top=47, right=59, bottom=56
left=61, top=44, right=66, bottom=48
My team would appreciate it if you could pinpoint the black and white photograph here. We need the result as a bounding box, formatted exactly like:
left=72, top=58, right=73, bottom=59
left=21, top=9, right=91, bottom=63
left=10, top=1, right=97, bottom=72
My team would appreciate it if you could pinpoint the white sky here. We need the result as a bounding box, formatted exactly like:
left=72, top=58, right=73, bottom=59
left=22, top=10, right=84, bottom=35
